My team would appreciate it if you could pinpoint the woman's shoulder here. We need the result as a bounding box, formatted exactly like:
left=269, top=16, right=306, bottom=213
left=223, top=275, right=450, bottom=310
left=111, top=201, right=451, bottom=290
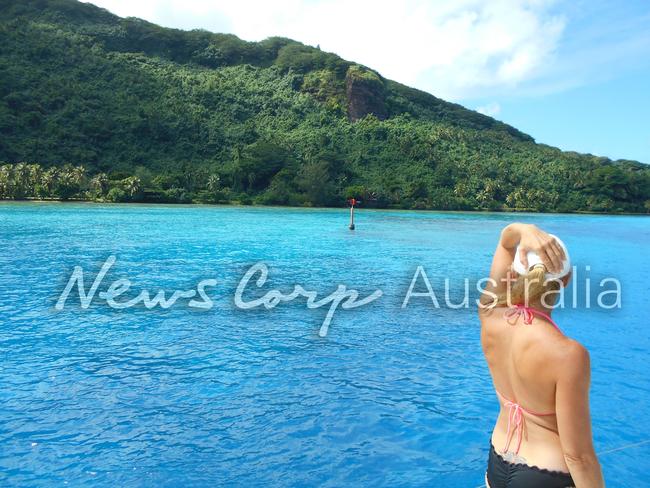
left=532, top=334, right=590, bottom=381
left=551, top=337, right=590, bottom=370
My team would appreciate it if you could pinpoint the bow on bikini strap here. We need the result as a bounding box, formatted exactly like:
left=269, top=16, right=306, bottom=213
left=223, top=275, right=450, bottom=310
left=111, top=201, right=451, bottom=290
left=504, top=304, right=563, bottom=332
left=504, top=304, right=534, bottom=325
left=502, top=400, right=524, bottom=454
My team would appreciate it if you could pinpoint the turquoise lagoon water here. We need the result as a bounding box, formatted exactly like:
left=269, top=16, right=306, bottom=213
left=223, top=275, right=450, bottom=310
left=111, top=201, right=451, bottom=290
left=0, top=203, right=648, bottom=487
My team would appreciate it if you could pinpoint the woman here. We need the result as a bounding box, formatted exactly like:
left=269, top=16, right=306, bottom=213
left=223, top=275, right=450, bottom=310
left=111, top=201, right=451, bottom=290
left=479, top=223, right=604, bottom=488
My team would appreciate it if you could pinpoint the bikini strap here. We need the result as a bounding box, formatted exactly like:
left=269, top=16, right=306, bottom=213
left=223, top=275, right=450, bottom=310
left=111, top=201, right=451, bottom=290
left=502, top=397, right=524, bottom=454
left=496, top=391, right=556, bottom=455
left=504, top=304, right=563, bottom=333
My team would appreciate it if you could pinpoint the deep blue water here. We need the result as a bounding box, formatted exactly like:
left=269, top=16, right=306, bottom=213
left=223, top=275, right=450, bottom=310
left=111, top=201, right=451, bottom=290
left=0, top=202, right=648, bottom=487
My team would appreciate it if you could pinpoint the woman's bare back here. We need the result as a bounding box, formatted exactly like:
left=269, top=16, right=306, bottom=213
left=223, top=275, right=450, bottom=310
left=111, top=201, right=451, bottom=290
left=481, top=307, right=575, bottom=472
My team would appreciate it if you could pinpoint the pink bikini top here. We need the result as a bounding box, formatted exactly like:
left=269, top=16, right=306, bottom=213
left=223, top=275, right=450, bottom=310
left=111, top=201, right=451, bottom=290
left=496, top=304, right=563, bottom=455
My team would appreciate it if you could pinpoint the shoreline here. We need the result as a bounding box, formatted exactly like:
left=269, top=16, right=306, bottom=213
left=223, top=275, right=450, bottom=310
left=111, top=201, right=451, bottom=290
left=1, top=198, right=648, bottom=217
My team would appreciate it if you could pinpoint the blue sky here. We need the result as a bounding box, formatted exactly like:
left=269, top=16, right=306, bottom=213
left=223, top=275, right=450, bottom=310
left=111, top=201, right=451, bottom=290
left=467, top=0, right=650, bottom=163
left=86, top=0, right=649, bottom=163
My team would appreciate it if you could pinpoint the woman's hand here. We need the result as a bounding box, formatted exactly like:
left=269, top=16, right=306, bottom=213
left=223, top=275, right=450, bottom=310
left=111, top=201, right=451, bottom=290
left=516, top=225, right=566, bottom=274
left=482, top=223, right=566, bottom=307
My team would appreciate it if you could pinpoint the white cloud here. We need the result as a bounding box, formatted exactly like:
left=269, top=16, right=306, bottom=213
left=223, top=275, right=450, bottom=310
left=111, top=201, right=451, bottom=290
left=476, top=102, right=501, bottom=117
left=84, top=0, right=566, bottom=101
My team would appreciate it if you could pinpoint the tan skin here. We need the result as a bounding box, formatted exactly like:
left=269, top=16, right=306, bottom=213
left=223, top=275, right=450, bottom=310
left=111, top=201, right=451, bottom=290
left=480, top=223, right=604, bottom=488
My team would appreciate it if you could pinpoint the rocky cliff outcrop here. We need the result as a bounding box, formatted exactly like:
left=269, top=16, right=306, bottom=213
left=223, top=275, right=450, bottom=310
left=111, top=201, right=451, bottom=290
left=345, top=65, right=387, bottom=122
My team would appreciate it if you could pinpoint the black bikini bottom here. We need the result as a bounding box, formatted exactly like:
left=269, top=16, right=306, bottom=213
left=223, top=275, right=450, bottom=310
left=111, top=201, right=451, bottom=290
left=486, top=442, right=575, bottom=488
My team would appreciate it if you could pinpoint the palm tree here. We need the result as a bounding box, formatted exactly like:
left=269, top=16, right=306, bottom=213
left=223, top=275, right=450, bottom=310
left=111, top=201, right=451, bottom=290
left=27, top=164, right=43, bottom=194
left=71, top=165, right=87, bottom=190
left=232, top=146, right=242, bottom=192
left=0, top=164, right=13, bottom=199
left=41, top=167, right=59, bottom=198
left=123, top=176, right=141, bottom=198
left=13, top=162, right=29, bottom=199
left=207, top=174, right=221, bottom=192
left=90, top=173, right=109, bottom=198
left=57, top=166, right=76, bottom=200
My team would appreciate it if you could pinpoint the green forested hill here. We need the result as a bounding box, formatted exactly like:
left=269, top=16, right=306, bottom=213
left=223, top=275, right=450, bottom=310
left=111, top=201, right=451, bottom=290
left=1, top=0, right=648, bottom=212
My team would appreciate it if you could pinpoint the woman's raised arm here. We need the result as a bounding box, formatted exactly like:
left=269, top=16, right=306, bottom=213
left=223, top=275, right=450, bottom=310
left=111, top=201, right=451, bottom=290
left=481, top=223, right=566, bottom=306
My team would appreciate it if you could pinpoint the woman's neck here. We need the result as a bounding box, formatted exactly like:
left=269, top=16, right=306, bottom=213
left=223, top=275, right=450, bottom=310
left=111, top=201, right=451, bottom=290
left=521, top=299, right=555, bottom=316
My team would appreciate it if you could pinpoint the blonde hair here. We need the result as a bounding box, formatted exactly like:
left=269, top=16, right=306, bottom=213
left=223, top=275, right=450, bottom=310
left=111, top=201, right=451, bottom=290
left=495, top=264, right=561, bottom=307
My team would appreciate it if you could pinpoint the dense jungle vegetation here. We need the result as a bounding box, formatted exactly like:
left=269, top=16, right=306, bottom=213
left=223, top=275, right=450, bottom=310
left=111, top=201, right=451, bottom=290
left=1, top=0, right=649, bottom=212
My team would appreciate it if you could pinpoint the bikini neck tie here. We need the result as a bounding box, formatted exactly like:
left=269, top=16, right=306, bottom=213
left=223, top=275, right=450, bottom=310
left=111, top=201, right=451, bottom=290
left=504, top=304, right=534, bottom=325
left=503, top=304, right=562, bottom=332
